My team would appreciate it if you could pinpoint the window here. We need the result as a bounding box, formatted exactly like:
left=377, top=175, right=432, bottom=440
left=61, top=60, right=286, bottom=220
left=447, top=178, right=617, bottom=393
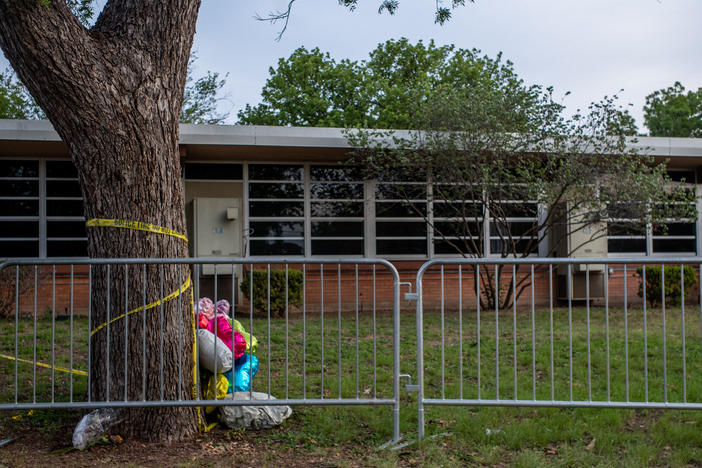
left=607, top=170, right=697, bottom=256
left=375, top=179, right=427, bottom=256
left=248, top=164, right=305, bottom=255
left=0, top=159, right=87, bottom=258
left=0, top=160, right=39, bottom=257
left=310, top=165, right=364, bottom=255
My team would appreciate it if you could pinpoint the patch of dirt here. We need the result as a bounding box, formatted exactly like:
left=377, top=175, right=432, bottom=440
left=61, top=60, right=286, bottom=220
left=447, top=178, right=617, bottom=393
left=0, top=420, right=386, bottom=468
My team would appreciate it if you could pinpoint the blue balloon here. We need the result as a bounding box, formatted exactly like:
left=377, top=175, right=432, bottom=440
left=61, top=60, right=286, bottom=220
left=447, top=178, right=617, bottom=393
left=223, top=354, right=259, bottom=393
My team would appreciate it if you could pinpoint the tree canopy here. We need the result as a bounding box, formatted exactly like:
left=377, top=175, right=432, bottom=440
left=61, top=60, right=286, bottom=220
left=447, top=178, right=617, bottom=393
left=644, top=82, right=702, bottom=137
left=0, top=68, right=43, bottom=119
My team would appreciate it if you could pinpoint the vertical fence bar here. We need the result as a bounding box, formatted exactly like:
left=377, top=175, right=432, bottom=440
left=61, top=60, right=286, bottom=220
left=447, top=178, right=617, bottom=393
left=32, top=266, right=37, bottom=403
left=14, top=266, right=18, bottom=404
left=531, top=265, right=536, bottom=401
left=250, top=263, right=256, bottom=399
left=605, top=264, right=610, bottom=401
left=123, top=264, right=128, bottom=402
left=70, top=265, right=75, bottom=401
left=458, top=265, right=463, bottom=400
left=512, top=264, right=517, bottom=400
left=249, top=264, right=254, bottom=399
left=641, top=265, right=646, bottom=402
left=194, top=265, right=201, bottom=401
left=177, top=266, right=183, bottom=401
left=441, top=265, right=445, bottom=399
left=213, top=265, right=218, bottom=393
left=586, top=264, right=591, bottom=401
left=301, top=265, right=307, bottom=399
left=549, top=264, right=554, bottom=401
left=337, top=264, right=341, bottom=399
left=319, top=264, right=324, bottom=399
left=681, top=263, right=686, bottom=402
left=159, top=265, right=164, bottom=401
left=476, top=265, right=481, bottom=400
left=392, top=262, right=401, bottom=443
left=268, top=264, right=272, bottom=399
left=106, top=265, right=111, bottom=402
left=372, top=264, right=377, bottom=398
left=142, top=264, right=147, bottom=401
left=662, top=265, right=667, bottom=402
left=416, top=267, right=425, bottom=439
left=495, top=264, right=499, bottom=400
left=88, top=265, right=92, bottom=403
left=355, top=265, right=359, bottom=399
left=624, top=264, right=629, bottom=402
left=567, top=263, right=572, bottom=401
left=51, top=266, right=56, bottom=402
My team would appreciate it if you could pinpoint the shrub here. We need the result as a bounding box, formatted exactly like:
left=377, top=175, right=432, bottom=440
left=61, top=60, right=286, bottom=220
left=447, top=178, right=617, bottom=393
left=240, top=268, right=303, bottom=317
left=636, top=265, right=697, bottom=306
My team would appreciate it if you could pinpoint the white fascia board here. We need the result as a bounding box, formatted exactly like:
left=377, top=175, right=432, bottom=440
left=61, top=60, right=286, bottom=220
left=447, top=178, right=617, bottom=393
left=0, top=119, right=62, bottom=141
left=2, top=119, right=702, bottom=158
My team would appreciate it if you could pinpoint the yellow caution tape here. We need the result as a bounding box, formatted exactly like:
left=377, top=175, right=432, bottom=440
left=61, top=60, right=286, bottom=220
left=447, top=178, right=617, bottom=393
left=90, top=276, right=192, bottom=336
left=0, top=353, right=87, bottom=376
left=86, top=218, right=188, bottom=243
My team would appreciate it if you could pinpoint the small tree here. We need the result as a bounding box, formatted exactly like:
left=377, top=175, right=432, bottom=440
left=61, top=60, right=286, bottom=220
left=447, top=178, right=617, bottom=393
left=348, top=82, right=695, bottom=309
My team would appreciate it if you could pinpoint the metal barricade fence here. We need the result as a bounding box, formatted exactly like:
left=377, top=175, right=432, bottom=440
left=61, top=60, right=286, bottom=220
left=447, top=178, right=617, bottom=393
left=0, top=257, right=402, bottom=443
left=413, top=257, right=702, bottom=440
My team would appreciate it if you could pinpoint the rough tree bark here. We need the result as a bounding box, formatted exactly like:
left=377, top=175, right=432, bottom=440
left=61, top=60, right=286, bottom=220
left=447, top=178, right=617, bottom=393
left=0, top=0, right=201, bottom=441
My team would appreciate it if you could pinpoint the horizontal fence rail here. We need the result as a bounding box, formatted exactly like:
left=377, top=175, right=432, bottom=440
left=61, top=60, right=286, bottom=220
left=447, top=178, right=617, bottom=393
left=0, top=257, right=401, bottom=442
left=415, top=257, right=702, bottom=439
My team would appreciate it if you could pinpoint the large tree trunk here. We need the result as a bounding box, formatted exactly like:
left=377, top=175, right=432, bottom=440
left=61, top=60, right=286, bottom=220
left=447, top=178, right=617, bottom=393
left=0, top=0, right=201, bottom=441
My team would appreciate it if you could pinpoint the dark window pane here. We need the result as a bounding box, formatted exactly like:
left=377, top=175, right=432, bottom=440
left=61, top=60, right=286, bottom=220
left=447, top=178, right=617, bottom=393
left=434, top=221, right=481, bottom=237
left=490, top=239, right=534, bottom=255
left=0, top=240, right=38, bottom=257
left=0, top=160, right=38, bottom=178
left=249, top=201, right=303, bottom=217
left=47, top=240, right=88, bottom=257
left=47, top=199, right=84, bottom=216
left=310, top=165, right=362, bottom=181
left=0, top=199, right=38, bottom=216
left=249, top=183, right=303, bottom=199
left=653, top=239, right=696, bottom=253
left=312, top=239, right=364, bottom=255
left=184, top=163, right=242, bottom=180
left=47, top=221, right=87, bottom=238
left=47, top=180, right=82, bottom=197
left=608, top=239, right=646, bottom=253
left=311, top=201, right=363, bottom=217
left=0, top=221, right=38, bottom=237
left=490, top=221, right=536, bottom=237
left=375, top=184, right=426, bottom=200
left=0, top=180, right=38, bottom=197
left=376, top=239, right=426, bottom=255
left=375, top=202, right=426, bottom=218
left=433, top=202, right=483, bottom=218
left=607, top=202, right=646, bottom=219
left=248, top=164, right=303, bottom=181
left=492, top=203, right=538, bottom=218
left=312, top=221, right=364, bottom=237
left=434, top=240, right=481, bottom=255
left=45, top=161, right=78, bottom=178
left=249, top=239, right=304, bottom=255
left=667, top=170, right=695, bottom=183
left=311, top=183, right=363, bottom=199
left=376, top=221, right=426, bottom=237
left=377, top=167, right=426, bottom=182
left=608, top=223, right=646, bottom=236
left=652, top=222, right=696, bottom=236
left=249, top=221, right=304, bottom=237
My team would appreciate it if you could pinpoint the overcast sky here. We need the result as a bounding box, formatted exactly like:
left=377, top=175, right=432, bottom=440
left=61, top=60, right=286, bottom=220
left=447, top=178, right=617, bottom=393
left=2, top=1, right=700, bottom=133
left=192, top=0, right=702, bottom=132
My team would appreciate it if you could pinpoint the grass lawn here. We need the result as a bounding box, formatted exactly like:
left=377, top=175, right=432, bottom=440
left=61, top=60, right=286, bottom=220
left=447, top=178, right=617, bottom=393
left=3, top=303, right=702, bottom=466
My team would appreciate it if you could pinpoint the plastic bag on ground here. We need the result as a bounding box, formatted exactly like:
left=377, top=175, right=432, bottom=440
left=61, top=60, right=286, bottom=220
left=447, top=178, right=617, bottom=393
left=72, top=408, right=122, bottom=450
left=219, top=392, right=292, bottom=430
left=197, top=328, right=233, bottom=373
